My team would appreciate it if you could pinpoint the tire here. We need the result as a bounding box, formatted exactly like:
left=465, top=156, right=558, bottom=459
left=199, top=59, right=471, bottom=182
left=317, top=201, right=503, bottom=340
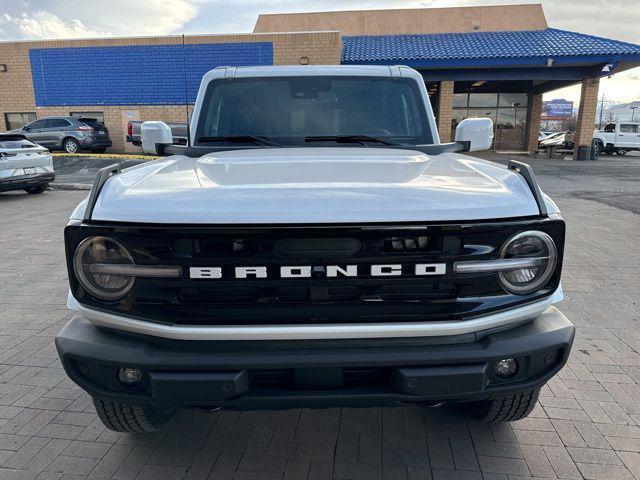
left=91, top=147, right=107, bottom=153
left=456, top=387, right=540, bottom=423
left=24, top=184, right=48, bottom=194
left=92, top=397, right=176, bottom=433
left=63, top=137, right=80, bottom=154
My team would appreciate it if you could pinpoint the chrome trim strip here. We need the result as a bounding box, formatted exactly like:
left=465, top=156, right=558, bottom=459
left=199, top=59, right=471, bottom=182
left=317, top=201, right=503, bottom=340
left=88, top=264, right=182, bottom=278
left=67, top=285, right=563, bottom=341
left=454, top=257, right=547, bottom=274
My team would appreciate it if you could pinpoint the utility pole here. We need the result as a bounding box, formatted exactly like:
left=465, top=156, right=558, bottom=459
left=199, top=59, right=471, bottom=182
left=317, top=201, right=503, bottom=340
left=598, top=93, right=606, bottom=129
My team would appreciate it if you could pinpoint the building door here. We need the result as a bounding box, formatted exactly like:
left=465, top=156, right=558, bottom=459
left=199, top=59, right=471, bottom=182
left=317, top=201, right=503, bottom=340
left=451, top=81, right=529, bottom=151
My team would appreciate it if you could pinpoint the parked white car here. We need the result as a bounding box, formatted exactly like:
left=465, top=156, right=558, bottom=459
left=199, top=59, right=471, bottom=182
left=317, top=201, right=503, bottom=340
left=0, top=134, right=55, bottom=194
left=593, top=122, right=640, bottom=155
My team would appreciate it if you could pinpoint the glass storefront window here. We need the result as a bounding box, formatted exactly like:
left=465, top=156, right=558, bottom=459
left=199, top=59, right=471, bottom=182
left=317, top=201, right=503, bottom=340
left=469, top=93, right=498, bottom=108
left=453, top=93, right=468, bottom=108
left=498, top=93, right=528, bottom=108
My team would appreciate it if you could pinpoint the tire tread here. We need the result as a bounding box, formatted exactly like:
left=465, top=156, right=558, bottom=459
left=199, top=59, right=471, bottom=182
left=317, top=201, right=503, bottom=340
left=92, top=397, right=173, bottom=433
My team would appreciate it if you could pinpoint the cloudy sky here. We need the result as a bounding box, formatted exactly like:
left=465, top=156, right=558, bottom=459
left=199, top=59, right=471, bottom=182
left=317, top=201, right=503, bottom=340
left=1, top=0, right=639, bottom=105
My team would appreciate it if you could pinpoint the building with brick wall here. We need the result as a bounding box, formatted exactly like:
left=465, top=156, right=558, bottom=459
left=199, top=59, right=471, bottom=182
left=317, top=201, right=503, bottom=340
left=1, top=4, right=640, bottom=158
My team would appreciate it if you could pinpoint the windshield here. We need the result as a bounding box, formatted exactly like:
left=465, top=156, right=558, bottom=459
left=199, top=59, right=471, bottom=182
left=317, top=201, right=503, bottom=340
left=195, top=76, right=433, bottom=146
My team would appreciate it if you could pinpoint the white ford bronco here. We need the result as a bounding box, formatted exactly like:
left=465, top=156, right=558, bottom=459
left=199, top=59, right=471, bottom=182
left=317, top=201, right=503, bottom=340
left=593, top=121, right=640, bottom=155
left=56, top=65, right=574, bottom=432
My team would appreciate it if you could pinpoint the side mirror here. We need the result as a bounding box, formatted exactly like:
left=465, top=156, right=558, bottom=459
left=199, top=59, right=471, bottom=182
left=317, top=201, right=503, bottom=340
left=141, top=121, right=173, bottom=155
left=22, top=125, right=30, bottom=131
left=455, top=118, right=494, bottom=151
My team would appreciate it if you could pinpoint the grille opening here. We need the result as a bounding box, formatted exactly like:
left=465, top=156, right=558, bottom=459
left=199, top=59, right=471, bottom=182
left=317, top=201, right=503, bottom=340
left=274, top=238, right=362, bottom=258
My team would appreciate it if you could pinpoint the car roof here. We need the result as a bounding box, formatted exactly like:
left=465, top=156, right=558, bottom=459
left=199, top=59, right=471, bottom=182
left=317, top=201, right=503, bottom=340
left=210, top=64, right=420, bottom=79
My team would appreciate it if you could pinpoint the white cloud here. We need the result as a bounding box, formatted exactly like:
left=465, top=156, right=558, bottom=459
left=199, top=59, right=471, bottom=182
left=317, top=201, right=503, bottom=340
left=0, top=0, right=199, bottom=40
left=0, top=11, right=109, bottom=39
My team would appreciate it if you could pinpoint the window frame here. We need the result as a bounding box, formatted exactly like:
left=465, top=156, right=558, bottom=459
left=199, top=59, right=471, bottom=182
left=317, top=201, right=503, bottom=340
left=70, top=111, right=105, bottom=124
left=195, top=76, right=434, bottom=146
left=45, top=118, right=72, bottom=129
left=25, top=119, right=47, bottom=130
left=620, top=124, right=638, bottom=133
left=4, top=112, right=37, bottom=131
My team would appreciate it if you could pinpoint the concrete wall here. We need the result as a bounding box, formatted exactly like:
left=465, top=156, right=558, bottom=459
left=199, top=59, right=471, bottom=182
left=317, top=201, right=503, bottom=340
left=0, top=31, right=341, bottom=152
left=254, top=5, right=548, bottom=36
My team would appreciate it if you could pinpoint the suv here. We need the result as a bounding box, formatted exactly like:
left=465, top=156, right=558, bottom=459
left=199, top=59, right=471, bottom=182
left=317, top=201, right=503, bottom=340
left=56, top=66, right=574, bottom=433
left=593, top=122, right=640, bottom=155
left=8, top=116, right=112, bottom=154
left=0, top=133, right=55, bottom=194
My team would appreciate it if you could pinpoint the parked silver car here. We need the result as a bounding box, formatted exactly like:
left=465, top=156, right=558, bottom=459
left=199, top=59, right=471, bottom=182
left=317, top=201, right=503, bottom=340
left=7, top=116, right=112, bottom=154
left=0, top=134, right=55, bottom=194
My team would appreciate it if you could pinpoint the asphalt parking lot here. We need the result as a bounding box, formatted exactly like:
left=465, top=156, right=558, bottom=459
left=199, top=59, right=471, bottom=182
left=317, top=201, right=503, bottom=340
left=1, top=153, right=640, bottom=479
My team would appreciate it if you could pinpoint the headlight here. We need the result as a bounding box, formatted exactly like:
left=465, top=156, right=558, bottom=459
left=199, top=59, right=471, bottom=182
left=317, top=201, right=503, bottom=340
left=73, top=236, right=135, bottom=301
left=498, top=230, right=557, bottom=295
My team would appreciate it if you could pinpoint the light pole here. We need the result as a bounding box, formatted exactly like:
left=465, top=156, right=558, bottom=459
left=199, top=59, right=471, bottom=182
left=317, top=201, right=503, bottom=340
left=631, top=106, right=638, bottom=122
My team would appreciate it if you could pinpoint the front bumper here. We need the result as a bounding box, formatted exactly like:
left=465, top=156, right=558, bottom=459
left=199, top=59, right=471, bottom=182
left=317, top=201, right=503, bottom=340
left=55, top=307, right=574, bottom=410
left=0, top=172, right=55, bottom=192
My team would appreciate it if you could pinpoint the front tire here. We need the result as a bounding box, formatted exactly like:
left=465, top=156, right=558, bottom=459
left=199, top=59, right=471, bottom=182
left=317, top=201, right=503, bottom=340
left=92, top=397, right=176, bottom=433
left=24, top=184, right=48, bottom=194
left=456, top=387, right=540, bottom=423
left=63, top=138, right=80, bottom=154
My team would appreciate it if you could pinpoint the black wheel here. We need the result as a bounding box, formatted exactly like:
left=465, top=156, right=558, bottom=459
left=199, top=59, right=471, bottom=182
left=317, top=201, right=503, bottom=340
left=92, top=397, right=176, bottom=433
left=63, top=137, right=80, bottom=154
left=456, top=387, right=540, bottom=423
left=615, top=148, right=628, bottom=156
left=24, top=184, right=48, bottom=194
left=91, top=147, right=107, bottom=153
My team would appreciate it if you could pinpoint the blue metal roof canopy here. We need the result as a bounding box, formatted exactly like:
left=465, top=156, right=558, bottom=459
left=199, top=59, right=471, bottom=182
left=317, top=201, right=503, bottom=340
left=342, top=28, right=640, bottom=92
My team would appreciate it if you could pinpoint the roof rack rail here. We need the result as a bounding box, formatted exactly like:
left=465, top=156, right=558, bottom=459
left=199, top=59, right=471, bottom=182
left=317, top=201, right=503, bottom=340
left=83, top=164, right=121, bottom=222
left=508, top=160, right=547, bottom=217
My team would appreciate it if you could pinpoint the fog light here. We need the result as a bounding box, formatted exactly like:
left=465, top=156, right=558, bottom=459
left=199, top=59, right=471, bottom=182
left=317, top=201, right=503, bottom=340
left=493, top=358, right=518, bottom=379
left=118, top=367, right=143, bottom=385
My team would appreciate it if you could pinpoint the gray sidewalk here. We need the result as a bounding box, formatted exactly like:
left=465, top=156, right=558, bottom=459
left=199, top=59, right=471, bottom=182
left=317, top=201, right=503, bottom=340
left=1, top=154, right=640, bottom=479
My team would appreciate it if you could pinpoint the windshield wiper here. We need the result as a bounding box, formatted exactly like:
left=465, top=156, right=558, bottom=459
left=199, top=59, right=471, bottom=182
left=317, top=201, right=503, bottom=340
left=196, top=135, right=280, bottom=146
left=304, top=135, right=398, bottom=146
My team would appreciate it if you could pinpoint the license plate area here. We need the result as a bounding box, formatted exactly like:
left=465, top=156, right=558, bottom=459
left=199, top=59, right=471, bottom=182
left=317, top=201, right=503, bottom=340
left=23, top=167, right=37, bottom=175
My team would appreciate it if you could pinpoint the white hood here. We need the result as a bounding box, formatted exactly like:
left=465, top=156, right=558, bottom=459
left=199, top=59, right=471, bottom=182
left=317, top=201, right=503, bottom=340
left=84, top=148, right=544, bottom=224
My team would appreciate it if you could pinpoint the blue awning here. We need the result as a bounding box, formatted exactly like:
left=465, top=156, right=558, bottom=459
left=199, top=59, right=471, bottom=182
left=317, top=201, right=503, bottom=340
left=342, top=28, right=640, bottom=68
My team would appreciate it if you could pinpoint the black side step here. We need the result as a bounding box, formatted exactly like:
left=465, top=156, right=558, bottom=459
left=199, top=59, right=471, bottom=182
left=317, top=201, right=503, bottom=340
left=83, top=164, right=121, bottom=222
left=508, top=160, right=548, bottom=217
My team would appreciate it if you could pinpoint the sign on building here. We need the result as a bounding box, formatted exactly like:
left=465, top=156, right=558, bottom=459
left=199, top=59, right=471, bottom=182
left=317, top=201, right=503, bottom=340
left=543, top=99, right=574, bottom=119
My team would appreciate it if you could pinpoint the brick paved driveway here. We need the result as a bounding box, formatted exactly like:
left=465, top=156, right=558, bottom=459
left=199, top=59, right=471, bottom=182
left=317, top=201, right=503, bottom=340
left=1, top=154, right=640, bottom=479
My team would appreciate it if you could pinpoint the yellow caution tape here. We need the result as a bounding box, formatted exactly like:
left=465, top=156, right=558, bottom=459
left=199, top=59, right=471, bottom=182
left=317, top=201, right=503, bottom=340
left=52, top=153, right=160, bottom=160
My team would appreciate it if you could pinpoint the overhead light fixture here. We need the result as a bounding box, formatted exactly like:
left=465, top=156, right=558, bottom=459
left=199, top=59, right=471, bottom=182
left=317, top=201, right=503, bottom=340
left=546, top=58, right=554, bottom=67
left=602, top=64, right=613, bottom=73
left=471, top=81, right=486, bottom=87
left=299, top=56, right=309, bottom=65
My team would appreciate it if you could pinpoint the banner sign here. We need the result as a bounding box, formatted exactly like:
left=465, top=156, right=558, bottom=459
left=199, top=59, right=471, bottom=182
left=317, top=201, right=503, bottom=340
left=544, top=99, right=574, bottom=117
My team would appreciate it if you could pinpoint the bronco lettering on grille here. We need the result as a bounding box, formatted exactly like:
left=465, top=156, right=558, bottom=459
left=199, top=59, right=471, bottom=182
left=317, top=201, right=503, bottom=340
left=189, top=264, right=446, bottom=279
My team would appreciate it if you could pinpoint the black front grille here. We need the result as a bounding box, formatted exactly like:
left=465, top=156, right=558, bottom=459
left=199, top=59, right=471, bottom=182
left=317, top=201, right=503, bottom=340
left=65, top=219, right=565, bottom=326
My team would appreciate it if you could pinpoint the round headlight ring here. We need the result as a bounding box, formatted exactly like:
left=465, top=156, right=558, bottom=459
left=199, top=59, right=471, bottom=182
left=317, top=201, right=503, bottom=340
left=73, top=236, right=135, bottom=301
left=498, top=230, right=557, bottom=295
